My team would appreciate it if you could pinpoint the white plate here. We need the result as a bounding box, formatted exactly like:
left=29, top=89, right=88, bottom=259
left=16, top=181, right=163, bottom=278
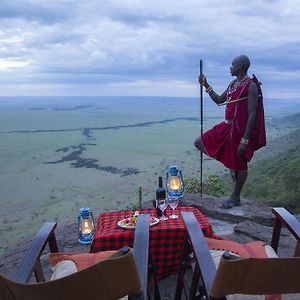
left=117, top=217, right=160, bottom=229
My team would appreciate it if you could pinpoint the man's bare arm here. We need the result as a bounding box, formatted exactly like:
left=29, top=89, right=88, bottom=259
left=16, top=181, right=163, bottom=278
left=238, top=81, right=259, bottom=155
left=243, top=82, right=258, bottom=140
left=207, top=89, right=227, bottom=105
left=199, top=74, right=227, bottom=104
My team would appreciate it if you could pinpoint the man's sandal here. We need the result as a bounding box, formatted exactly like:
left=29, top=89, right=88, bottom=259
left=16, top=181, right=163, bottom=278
left=220, top=198, right=241, bottom=209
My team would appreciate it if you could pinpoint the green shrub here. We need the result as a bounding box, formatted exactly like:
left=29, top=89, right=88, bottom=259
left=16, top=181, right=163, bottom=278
left=184, top=175, right=224, bottom=197
left=243, top=145, right=300, bottom=213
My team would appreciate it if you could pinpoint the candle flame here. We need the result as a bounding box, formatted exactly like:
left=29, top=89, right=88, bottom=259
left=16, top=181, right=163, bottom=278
left=169, top=176, right=181, bottom=190
left=82, top=220, right=92, bottom=234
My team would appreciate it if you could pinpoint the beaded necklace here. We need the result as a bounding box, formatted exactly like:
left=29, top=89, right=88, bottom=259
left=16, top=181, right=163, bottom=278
left=227, top=75, right=249, bottom=100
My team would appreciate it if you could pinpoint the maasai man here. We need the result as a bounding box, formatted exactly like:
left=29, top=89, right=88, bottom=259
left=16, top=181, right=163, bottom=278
left=194, top=55, right=266, bottom=208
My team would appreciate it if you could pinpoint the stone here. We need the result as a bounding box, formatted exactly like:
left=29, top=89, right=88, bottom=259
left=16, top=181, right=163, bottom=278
left=182, top=194, right=274, bottom=226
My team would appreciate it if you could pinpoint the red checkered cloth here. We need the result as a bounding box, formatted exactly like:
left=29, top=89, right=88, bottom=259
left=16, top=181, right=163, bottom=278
left=90, top=206, right=216, bottom=280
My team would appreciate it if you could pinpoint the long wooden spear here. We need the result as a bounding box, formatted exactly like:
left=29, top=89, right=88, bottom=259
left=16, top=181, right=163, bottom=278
left=200, top=59, right=203, bottom=198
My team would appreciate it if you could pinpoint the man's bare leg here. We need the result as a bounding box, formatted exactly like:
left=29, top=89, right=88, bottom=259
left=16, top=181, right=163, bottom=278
left=220, top=171, right=247, bottom=208
left=194, top=137, right=207, bottom=155
left=231, top=171, right=247, bottom=204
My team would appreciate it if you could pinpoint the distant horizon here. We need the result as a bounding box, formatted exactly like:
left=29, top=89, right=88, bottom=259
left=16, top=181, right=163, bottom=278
left=0, top=95, right=300, bottom=102
left=1, top=95, right=300, bottom=121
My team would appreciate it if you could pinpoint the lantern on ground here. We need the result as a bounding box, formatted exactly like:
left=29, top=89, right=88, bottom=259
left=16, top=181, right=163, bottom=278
left=78, top=207, right=95, bottom=244
left=166, top=166, right=184, bottom=199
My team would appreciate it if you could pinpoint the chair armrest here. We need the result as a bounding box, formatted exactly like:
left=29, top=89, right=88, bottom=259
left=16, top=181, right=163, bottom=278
left=133, top=214, right=150, bottom=300
left=11, top=222, right=58, bottom=283
left=181, top=212, right=217, bottom=299
left=271, top=207, right=300, bottom=255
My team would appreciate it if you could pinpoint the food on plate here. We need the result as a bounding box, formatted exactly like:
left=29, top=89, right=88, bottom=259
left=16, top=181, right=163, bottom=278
left=118, top=215, right=159, bottom=228
left=131, top=211, right=140, bottom=225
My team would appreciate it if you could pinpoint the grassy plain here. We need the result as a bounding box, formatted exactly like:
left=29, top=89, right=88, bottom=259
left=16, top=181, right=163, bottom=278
left=0, top=96, right=299, bottom=255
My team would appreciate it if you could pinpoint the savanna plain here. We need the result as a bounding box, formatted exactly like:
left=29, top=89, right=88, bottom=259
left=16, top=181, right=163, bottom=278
left=0, top=96, right=299, bottom=255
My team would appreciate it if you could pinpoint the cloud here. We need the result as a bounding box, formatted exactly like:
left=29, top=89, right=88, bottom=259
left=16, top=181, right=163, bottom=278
left=0, top=0, right=72, bottom=24
left=0, top=58, right=31, bottom=71
left=0, top=0, right=299, bottom=98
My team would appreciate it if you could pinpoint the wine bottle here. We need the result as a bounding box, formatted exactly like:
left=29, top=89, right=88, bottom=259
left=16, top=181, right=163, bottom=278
left=155, top=176, right=166, bottom=216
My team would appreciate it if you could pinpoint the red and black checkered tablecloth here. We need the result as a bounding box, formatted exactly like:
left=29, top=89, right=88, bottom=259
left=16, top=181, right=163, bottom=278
left=90, top=206, right=215, bottom=280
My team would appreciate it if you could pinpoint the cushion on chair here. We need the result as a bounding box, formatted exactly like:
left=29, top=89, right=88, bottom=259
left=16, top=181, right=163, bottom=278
left=50, top=260, right=77, bottom=280
left=49, top=250, right=117, bottom=280
left=206, top=238, right=278, bottom=258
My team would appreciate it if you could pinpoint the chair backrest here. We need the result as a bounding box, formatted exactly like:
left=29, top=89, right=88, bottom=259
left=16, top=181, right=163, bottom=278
left=211, top=252, right=300, bottom=298
left=177, top=210, right=300, bottom=300
left=0, top=247, right=141, bottom=300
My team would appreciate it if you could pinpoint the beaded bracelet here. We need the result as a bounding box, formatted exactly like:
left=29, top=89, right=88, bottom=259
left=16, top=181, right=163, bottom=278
left=205, top=86, right=213, bottom=94
left=240, top=138, right=249, bottom=145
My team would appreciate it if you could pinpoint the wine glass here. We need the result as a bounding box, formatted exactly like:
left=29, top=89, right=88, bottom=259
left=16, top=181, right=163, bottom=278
left=167, top=196, right=179, bottom=219
left=157, top=199, right=168, bottom=220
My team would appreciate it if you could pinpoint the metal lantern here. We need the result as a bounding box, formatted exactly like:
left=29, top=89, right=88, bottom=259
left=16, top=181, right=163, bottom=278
left=78, top=207, right=95, bottom=244
left=166, top=166, right=184, bottom=199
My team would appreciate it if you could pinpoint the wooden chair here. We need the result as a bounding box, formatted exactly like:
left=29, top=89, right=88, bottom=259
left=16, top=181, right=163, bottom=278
left=0, top=214, right=159, bottom=300
left=175, top=208, right=300, bottom=300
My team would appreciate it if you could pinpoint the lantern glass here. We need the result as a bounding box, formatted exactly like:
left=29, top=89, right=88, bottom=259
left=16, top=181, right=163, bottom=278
left=80, top=218, right=94, bottom=235
left=166, top=166, right=184, bottom=199
left=78, top=207, right=95, bottom=244
left=169, top=176, right=182, bottom=190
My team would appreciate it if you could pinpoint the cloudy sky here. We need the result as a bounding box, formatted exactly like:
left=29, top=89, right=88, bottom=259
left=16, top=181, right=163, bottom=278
left=0, top=0, right=300, bottom=99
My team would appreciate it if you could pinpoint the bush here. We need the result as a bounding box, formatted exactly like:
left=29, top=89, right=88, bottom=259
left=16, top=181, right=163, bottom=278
left=184, top=175, right=224, bottom=197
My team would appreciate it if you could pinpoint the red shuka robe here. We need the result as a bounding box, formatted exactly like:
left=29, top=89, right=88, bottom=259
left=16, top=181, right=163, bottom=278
left=201, top=75, right=266, bottom=171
